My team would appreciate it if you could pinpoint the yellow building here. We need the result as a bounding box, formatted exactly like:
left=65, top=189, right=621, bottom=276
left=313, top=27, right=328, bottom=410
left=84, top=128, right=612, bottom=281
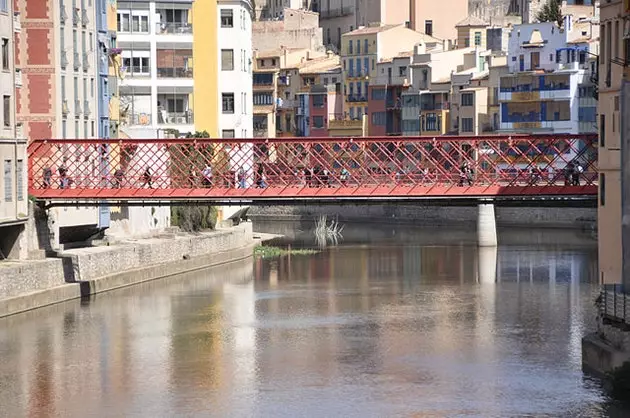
left=455, top=16, right=488, bottom=49
left=598, top=0, right=629, bottom=284
left=341, top=24, right=439, bottom=121
left=193, top=0, right=218, bottom=137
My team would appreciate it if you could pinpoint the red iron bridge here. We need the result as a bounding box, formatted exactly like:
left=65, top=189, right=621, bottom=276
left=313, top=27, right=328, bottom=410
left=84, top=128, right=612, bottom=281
left=27, top=134, right=598, bottom=206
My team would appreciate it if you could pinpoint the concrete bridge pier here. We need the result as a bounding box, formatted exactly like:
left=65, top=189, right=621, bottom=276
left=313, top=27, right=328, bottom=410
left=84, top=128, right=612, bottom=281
left=477, top=203, right=498, bottom=247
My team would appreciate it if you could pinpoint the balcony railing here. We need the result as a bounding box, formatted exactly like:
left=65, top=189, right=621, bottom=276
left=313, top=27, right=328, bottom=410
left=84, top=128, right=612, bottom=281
left=72, top=8, right=80, bottom=26
left=278, top=99, right=296, bottom=109
left=60, top=51, right=68, bottom=69
left=500, top=83, right=570, bottom=93
left=254, top=128, right=268, bottom=137
left=420, top=102, right=449, bottom=111
left=156, top=67, right=193, bottom=78
left=320, top=6, right=353, bottom=19
left=127, top=112, right=152, bottom=126
left=73, top=52, right=81, bottom=71
left=347, top=94, right=367, bottom=102
left=74, top=99, right=82, bottom=116
left=62, top=100, right=70, bottom=116
left=157, top=111, right=194, bottom=125
left=84, top=100, right=91, bottom=117
left=156, top=22, right=193, bottom=35
left=81, top=9, right=89, bottom=26
left=60, top=5, right=67, bottom=24
left=82, top=53, right=90, bottom=71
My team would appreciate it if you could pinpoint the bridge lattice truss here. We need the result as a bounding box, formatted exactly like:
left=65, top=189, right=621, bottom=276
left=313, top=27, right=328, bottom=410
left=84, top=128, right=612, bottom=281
left=27, top=134, right=598, bottom=201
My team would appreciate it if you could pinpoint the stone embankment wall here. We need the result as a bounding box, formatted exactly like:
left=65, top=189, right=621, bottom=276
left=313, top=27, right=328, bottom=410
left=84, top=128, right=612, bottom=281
left=249, top=204, right=597, bottom=229
left=0, top=223, right=254, bottom=318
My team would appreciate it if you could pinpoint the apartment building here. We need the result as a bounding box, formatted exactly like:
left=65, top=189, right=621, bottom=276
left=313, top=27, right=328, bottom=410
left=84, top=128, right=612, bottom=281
left=117, top=0, right=195, bottom=137
left=1, top=0, right=16, bottom=139
left=218, top=0, right=254, bottom=139
left=341, top=24, right=440, bottom=121
left=253, top=47, right=314, bottom=137
left=401, top=46, right=483, bottom=136
left=487, top=54, right=509, bottom=131
left=455, top=16, right=488, bottom=49
left=598, top=0, right=629, bottom=285
left=498, top=21, right=598, bottom=135
left=368, top=53, right=414, bottom=136
left=253, top=9, right=324, bottom=52
left=409, top=0, right=469, bottom=42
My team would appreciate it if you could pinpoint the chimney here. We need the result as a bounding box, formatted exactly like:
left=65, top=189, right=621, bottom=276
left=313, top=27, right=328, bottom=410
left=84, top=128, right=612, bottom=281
left=409, top=0, right=416, bottom=31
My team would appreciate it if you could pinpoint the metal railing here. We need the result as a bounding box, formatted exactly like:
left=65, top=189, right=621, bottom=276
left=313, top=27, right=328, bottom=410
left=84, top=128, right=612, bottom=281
left=155, top=22, right=193, bottom=35
left=156, top=67, right=193, bottom=78
left=157, top=111, right=194, bottom=125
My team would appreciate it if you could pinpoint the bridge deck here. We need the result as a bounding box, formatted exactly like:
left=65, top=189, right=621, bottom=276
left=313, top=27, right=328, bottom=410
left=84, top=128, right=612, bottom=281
left=27, top=134, right=598, bottom=202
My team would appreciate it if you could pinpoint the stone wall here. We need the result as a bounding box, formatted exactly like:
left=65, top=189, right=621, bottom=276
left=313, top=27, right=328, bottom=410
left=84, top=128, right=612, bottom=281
left=0, top=223, right=254, bottom=317
left=249, top=204, right=597, bottom=229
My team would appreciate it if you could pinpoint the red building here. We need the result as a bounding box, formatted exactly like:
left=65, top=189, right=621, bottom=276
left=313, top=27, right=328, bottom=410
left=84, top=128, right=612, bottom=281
left=306, top=84, right=342, bottom=137
left=14, top=0, right=57, bottom=141
left=367, top=85, right=407, bottom=136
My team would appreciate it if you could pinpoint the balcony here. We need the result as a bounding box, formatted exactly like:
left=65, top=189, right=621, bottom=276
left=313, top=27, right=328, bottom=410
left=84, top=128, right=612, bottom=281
left=82, top=53, right=90, bottom=71
left=157, top=111, right=194, bottom=125
left=420, top=102, right=449, bottom=111
left=62, top=100, right=70, bottom=116
left=60, top=51, right=68, bottom=69
left=13, top=13, right=21, bottom=32
left=157, top=67, right=193, bottom=78
left=15, top=69, right=22, bottom=87
left=127, top=112, right=152, bottom=126
left=60, top=5, right=67, bottom=24
left=81, top=9, right=89, bottom=26
left=320, top=6, right=353, bottom=19
left=73, top=52, right=80, bottom=71
left=278, top=99, right=296, bottom=109
left=346, top=94, right=367, bottom=103
left=84, top=100, right=91, bottom=118
left=74, top=99, right=82, bottom=116
left=156, top=22, right=193, bottom=35
left=72, top=8, right=80, bottom=26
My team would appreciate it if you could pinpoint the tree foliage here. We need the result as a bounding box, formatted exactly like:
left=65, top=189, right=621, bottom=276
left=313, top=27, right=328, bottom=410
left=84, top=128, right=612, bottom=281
left=171, top=206, right=218, bottom=232
left=168, top=131, right=214, bottom=187
left=536, top=0, right=563, bottom=28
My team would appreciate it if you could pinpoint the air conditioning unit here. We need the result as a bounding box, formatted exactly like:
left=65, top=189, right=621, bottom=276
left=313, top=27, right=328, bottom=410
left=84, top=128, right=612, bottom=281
left=176, top=117, right=185, bottom=124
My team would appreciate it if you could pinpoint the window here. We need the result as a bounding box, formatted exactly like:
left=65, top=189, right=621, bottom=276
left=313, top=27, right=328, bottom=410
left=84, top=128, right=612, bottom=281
left=474, top=31, right=481, bottom=46
left=398, top=66, right=406, bottom=77
left=122, top=56, right=150, bottom=75
left=363, top=57, right=369, bottom=75
left=222, top=129, right=235, bottom=138
left=2, top=95, right=9, bottom=127
left=364, top=39, right=368, bottom=53
left=600, top=114, right=605, bottom=147
left=0, top=38, right=8, bottom=71
left=461, top=117, right=473, bottom=132
left=312, top=116, right=324, bottom=128
left=16, top=160, right=23, bottom=201
left=62, top=120, right=67, bottom=138
left=221, top=9, right=233, bottom=28
left=221, top=49, right=234, bottom=71
left=131, top=15, right=149, bottom=33
left=75, top=120, right=79, bottom=138
left=4, top=160, right=11, bottom=202
left=600, top=173, right=605, bottom=206
left=253, top=93, right=273, bottom=105
left=0, top=0, right=7, bottom=12
left=222, top=93, right=234, bottom=113
left=117, top=12, right=130, bottom=32
left=371, top=111, right=386, bottom=126
left=313, top=95, right=325, bottom=107
left=348, top=39, right=353, bottom=54
left=356, top=39, right=361, bottom=54
left=461, top=93, right=474, bottom=106
left=464, top=37, right=470, bottom=48
left=371, top=88, right=385, bottom=100
left=84, top=121, right=88, bottom=138
left=91, top=121, right=95, bottom=136
left=425, top=20, right=433, bottom=37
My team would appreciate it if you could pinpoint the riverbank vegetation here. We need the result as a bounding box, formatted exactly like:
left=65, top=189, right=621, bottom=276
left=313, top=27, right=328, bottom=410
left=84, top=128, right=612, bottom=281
left=254, top=245, right=319, bottom=258
left=171, top=206, right=218, bottom=232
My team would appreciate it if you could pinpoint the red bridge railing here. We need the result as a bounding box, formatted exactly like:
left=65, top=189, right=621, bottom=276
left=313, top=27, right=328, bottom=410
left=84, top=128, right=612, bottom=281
left=27, top=134, right=598, bottom=200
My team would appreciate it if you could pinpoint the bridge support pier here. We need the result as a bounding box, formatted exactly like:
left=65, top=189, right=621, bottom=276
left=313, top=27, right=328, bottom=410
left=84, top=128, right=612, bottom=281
left=477, top=203, right=497, bottom=247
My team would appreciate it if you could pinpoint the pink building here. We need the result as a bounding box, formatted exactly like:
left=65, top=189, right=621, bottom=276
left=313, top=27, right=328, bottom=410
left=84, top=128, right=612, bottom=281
left=307, top=84, right=342, bottom=137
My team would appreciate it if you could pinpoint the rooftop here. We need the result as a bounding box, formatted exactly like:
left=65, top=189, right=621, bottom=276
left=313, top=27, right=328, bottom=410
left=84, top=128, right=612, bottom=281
left=298, top=55, right=341, bottom=74
left=343, top=24, right=400, bottom=36
left=455, top=15, right=489, bottom=28
left=255, top=47, right=308, bottom=59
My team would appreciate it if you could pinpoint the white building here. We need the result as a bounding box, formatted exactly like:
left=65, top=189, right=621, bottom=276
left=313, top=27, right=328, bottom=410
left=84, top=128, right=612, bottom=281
left=218, top=0, right=254, bottom=139
left=498, top=20, right=598, bottom=135
left=117, top=0, right=195, bottom=137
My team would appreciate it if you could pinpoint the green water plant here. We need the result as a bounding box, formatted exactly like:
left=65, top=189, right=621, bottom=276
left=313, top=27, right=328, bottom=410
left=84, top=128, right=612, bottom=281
left=254, top=246, right=319, bottom=258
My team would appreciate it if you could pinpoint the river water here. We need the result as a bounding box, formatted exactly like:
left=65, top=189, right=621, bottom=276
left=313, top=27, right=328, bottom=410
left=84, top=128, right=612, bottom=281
left=0, top=225, right=626, bottom=417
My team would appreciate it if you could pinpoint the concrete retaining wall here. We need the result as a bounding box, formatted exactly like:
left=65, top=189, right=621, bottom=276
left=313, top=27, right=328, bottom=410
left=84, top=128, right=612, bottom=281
left=0, top=223, right=254, bottom=318
left=249, top=204, right=597, bottom=229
